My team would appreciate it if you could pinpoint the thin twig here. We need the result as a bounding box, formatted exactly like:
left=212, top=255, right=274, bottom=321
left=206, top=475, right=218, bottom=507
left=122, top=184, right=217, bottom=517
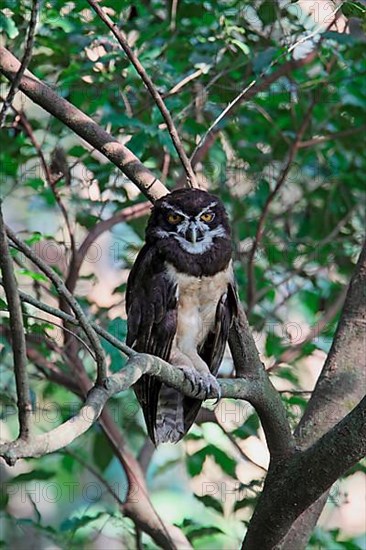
left=0, top=0, right=39, bottom=128
left=5, top=225, right=108, bottom=384
left=246, top=99, right=316, bottom=310
left=6, top=103, right=76, bottom=251
left=9, top=286, right=132, bottom=356
left=298, top=124, right=366, bottom=148
left=26, top=346, right=82, bottom=396
left=66, top=201, right=150, bottom=294
left=190, top=7, right=342, bottom=165
left=87, top=0, right=198, bottom=189
left=166, top=68, right=205, bottom=96
left=254, top=208, right=355, bottom=304
left=270, top=286, right=347, bottom=369
left=0, top=204, right=32, bottom=439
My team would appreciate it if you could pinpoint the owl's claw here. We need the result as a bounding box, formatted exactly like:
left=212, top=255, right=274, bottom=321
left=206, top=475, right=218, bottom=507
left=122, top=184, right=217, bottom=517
left=178, top=366, right=221, bottom=401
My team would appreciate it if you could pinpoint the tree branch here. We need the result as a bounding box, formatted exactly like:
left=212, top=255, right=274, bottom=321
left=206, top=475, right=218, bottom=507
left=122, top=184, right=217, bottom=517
left=0, top=47, right=169, bottom=202
left=86, top=0, right=198, bottom=189
left=5, top=224, right=108, bottom=385
left=298, top=124, right=366, bottom=148
left=242, top=396, right=366, bottom=549
left=9, top=104, right=76, bottom=252
left=270, top=286, right=347, bottom=369
left=0, top=0, right=39, bottom=127
left=66, top=201, right=150, bottom=295
left=0, top=204, right=31, bottom=439
left=243, top=239, right=366, bottom=548
left=229, top=307, right=295, bottom=460
left=6, top=285, right=132, bottom=356
left=0, top=352, right=254, bottom=464
left=190, top=49, right=318, bottom=163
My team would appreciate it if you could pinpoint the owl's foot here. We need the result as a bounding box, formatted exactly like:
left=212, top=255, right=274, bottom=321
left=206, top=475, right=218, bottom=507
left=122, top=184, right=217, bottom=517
left=178, top=366, right=221, bottom=400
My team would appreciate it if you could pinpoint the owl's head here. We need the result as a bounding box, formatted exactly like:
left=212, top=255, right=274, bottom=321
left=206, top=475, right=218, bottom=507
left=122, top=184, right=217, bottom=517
left=146, top=189, right=231, bottom=256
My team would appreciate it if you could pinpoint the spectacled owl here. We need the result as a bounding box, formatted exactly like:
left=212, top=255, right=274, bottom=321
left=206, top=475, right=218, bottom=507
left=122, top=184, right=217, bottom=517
left=126, top=189, right=238, bottom=444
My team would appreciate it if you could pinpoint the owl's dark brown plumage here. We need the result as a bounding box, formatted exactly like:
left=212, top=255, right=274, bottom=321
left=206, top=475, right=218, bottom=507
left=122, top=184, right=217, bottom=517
left=126, top=189, right=238, bottom=444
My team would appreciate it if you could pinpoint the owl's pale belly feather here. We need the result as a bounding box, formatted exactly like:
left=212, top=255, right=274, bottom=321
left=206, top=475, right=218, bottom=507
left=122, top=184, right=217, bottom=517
left=166, top=262, right=233, bottom=364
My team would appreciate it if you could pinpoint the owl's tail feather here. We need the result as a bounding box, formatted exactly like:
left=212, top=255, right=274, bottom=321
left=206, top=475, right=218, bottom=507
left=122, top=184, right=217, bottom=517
left=155, top=385, right=185, bottom=444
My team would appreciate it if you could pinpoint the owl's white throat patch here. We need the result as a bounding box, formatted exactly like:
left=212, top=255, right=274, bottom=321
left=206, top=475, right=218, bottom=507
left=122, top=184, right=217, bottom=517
left=156, top=225, right=227, bottom=254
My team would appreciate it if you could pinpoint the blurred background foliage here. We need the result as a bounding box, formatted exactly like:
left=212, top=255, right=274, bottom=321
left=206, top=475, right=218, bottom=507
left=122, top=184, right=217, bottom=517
left=0, top=0, right=365, bottom=548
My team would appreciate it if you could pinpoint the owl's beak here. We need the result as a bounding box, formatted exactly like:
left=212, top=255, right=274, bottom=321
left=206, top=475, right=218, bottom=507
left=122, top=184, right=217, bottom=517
left=185, top=223, right=203, bottom=244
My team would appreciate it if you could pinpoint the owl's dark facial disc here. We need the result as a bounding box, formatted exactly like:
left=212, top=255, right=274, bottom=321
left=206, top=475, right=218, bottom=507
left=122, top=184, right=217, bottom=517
left=146, top=189, right=231, bottom=256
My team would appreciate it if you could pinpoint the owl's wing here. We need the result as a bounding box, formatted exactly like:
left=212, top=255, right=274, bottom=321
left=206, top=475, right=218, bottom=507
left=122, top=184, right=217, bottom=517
left=182, top=282, right=238, bottom=434
left=126, top=244, right=178, bottom=443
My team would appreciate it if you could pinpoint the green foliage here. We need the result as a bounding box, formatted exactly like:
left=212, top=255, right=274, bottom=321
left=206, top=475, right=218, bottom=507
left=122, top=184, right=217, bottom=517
left=1, top=0, right=365, bottom=547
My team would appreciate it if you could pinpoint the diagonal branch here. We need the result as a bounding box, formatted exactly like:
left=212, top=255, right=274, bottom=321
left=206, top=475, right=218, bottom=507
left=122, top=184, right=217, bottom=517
left=0, top=47, right=168, bottom=202
left=0, top=352, right=254, bottom=464
left=5, top=224, right=108, bottom=385
left=242, top=396, right=366, bottom=550
left=5, top=102, right=76, bottom=251
left=66, top=201, right=150, bottom=295
left=0, top=0, right=39, bottom=128
left=190, top=48, right=318, bottom=163
left=270, top=286, right=348, bottom=369
left=229, top=307, right=295, bottom=460
left=87, top=0, right=198, bottom=189
left=243, top=238, right=366, bottom=549
left=0, top=204, right=31, bottom=439
left=298, top=124, right=366, bottom=148
left=4, top=285, right=132, bottom=356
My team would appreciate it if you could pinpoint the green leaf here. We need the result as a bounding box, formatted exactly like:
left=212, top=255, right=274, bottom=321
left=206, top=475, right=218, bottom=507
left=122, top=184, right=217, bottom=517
left=10, top=470, right=55, bottom=483
left=187, top=444, right=237, bottom=477
left=195, top=494, right=224, bottom=514
left=76, top=212, right=100, bottom=230
left=60, top=512, right=106, bottom=533
left=101, top=318, right=127, bottom=372
left=341, top=1, right=366, bottom=18
left=187, top=447, right=206, bottom=477
left=0, top=13, right=18, bottom=38
left=232, top=414, right=260, bottom=439
left=0, top=298, right=8, bottom=311
left=17, top=269, right=48, bottom=283
left=230, top=39, right=250, bottom=55
left=258, top=1, right=277, bottom=24
left=92, top=431, right=114, bottom=472
left=187, top=525, right=224, bottom=542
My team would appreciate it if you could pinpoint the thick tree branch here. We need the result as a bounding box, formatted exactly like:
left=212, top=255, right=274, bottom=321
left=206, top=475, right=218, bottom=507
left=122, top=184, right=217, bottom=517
left=0, top=205, right=31, bottom=439
left=87, top=0, right=198, bottom=189
left=0, top=352, right=254, bottom=464
left=0, top=0, right=39, bottom=127
left=0, top=47, right=168, bottom=202
left=297, top=239, right=366, bottom=446
left=5, top=225, right=108, bottom=385
left=229, top=307, right=295, bottom=460
left=242, top=396, right=366, bottom=550
left=243, top=239, right=366, bottom=549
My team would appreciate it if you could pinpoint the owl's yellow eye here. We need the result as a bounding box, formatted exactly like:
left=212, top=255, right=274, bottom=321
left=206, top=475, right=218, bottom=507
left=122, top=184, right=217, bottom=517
left=167, top=213, right=183, bottom=224
left=200, top=212, right=214, bottom=222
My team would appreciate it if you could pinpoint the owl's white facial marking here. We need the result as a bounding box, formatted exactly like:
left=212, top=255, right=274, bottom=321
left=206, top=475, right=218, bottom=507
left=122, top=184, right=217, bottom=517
left=156, top=224, right=227, bottom=254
